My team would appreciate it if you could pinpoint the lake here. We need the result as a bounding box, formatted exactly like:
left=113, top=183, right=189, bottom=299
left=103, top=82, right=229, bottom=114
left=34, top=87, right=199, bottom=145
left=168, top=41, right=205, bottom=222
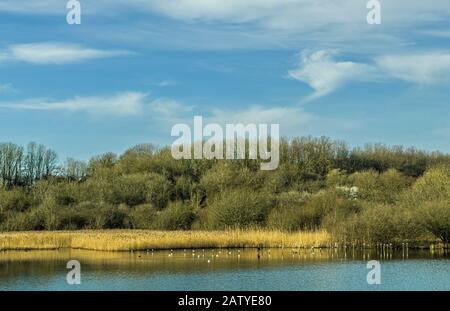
left=0, top=248, right=449, bottom=291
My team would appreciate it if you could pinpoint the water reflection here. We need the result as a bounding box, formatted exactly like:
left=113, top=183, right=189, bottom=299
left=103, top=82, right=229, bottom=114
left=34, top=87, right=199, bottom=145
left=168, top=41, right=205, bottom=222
left=0, top=248, right=449, bottom=290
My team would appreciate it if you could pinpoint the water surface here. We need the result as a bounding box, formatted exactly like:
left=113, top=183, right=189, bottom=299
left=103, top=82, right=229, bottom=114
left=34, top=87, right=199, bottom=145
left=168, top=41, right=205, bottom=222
left=0, top=248, right=448, bottom=291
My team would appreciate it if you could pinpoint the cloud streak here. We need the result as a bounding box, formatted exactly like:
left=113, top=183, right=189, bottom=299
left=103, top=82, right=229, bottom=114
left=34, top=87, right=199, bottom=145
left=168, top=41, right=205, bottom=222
left=1, top=1, right=450, bottom=52
left=0, top=92, right=148, bottom=116
left=376, top=52, right=450, bottom=85
left=0, top=42, right=129, bottom=65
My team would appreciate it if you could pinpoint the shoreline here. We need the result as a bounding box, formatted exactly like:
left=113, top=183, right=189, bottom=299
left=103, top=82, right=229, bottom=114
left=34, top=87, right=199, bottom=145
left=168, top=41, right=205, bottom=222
left=0, top=230, right=445, bottom=252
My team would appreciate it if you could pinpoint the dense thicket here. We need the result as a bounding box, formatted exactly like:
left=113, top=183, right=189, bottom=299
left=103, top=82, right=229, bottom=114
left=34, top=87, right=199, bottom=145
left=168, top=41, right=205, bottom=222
left=0, top=137, right=449, bottom=245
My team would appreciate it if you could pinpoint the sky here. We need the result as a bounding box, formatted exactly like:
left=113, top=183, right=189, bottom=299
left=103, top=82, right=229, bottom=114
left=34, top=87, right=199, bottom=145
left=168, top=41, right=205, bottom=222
left=0, top=0, right=449, bottom=161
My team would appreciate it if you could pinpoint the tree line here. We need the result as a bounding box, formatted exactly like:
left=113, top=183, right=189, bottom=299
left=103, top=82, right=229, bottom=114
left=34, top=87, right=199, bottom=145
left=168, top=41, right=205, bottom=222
left=0, top=137, right=449, bottom=245
left=0, top=143, right=58, bottom=188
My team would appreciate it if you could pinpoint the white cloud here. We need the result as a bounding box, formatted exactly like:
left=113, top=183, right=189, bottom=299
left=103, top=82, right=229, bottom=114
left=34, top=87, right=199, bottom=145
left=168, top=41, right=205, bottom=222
left=148, top=100, right=356, bottom=137
left=1, top=42, right=129, bottom=65
left=2, top=1, right=450, bottom=51
left=0, top=92, right=148, bottom=116
left=150, top=97, right=194, bottom=124
left=376, top=52, right=450, bottom=85
left=289, top=50, right=374, bottom=101
left=157, top=80, right=178, bottom=87
left=209, top=105, right=313, bottom=127
left=208, top=105, right=361, bottom=138
left=129, top=0, right=450, bottom=30
left=0, top=88, right=360, bottom=136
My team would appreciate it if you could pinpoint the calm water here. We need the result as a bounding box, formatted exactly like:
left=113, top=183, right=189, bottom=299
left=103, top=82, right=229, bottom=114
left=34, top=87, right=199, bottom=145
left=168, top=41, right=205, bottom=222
left=0, top=248, right=449, bottom=291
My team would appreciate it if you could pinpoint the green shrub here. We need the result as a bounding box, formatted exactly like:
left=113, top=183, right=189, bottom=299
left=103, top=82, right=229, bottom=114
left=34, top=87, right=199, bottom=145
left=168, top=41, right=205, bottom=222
left=56, top=201, right=104, bottom=230
left=110, top=174, right=149, bottom=206
left=418, top=200, right=450, bottom=243
left=267, top=205, right=322, bottom=231
left=174, top=176, right=193, bottom=201
left=146, top=173, right=173, bottom=209
left=0, top=212, right=32, bottom=231
left=350, top=169, right=412, bottom=204
left=277, top=191, right=311, bottom=208
left=342, top=203, right=424, bottom=244
left=326, top=169, right=349, bottom=187
left=153, top=202, right=195, bottom=230
left=322, top=197, right=361, bottom=233
left=405, top=165, right=450, bottom=203
left=101, top=204, right=131, bottom=229
left=207, top=189, right=274, bottom=229
left=25, top=196, right=59, bottom=230
left=129, top=204, right=157, bottom=229
left=51, top=182, right=78, bottom=207
left=200, top=162, right=264, bottom=199
left=0, top=188, right=32, bottom=212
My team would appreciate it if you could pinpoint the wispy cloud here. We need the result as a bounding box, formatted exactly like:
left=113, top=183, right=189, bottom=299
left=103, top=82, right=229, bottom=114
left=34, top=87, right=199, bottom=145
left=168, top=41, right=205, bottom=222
left=0, top=92, right=148, bottom=116
left=209, top=105, right=313, bottom=127
left=289, top=50, right=450, bottom=100
left=289, top=50, right=375, bottom=101
left=0, top=42, right=130, bottom=65
left=157, top=80, right=178, bottom=87
left=376, top=52, right=450, bottom=85
left=150, top=97, right=194, bottom=124
left=150, top=100, right=359, bottom=136
left=2, top=1, right=450, bottom=51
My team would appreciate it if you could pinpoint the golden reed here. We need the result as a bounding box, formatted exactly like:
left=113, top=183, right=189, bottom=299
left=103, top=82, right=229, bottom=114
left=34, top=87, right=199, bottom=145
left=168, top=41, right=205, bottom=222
left=0, top=230, right=331, bottom=251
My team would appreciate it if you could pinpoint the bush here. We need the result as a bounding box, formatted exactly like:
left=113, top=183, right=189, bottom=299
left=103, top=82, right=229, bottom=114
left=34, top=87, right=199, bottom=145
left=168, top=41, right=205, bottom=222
left=267, top=205, right=320, bottom=231
left=153, top=202, right=195, bottom=230
left=101, top=204, right=131, bottom=229
left=0, top=188, right=32, bottom=212
left=277, top=191, right=311, bottom=208
left=174, top=176, right=193, bottom=201
left=405, top=165, right=450, bottom=203
left=57, top=208, right=91, bottom=230
left=200, top=162, right=264, bottom=199
left=342, top=203, right=424, bottom=244
left=26, top=196, right=59, bottom=230
left=419, top=200, right=450, bottom=243
left=129, top=204, right=157, bottom=229
left=326, top=169, right=349, bottom=187
left=267, top=191, right=320, bottom=231
left=110, top=174, right=149, bottom=206
left=350, top=169, right=412, bottom=204
left=207, top=189, right=274, bottom=229
left=146, top=173, right=173, bottom=209
left=56, top=201, right=106, bottom=230
left=0, top=212, right=31, bottom=231
left=321, top=197, right=360, bottom=232
left=51, top=182, right=79, bottom=207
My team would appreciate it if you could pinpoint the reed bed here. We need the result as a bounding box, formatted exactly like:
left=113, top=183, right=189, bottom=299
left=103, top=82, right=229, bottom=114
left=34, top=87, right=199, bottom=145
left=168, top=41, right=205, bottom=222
left=0, top=230, right=331, bottom=251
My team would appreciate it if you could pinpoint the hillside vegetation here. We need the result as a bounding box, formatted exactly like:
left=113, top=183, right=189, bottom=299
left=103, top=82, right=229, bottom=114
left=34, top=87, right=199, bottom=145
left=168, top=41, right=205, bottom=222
left=0, top=137, right=449, bottom=245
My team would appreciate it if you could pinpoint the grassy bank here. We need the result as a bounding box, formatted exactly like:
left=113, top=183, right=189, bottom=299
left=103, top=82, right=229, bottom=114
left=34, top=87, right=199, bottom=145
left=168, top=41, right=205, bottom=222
left=0, top=230, right=331, bottom=251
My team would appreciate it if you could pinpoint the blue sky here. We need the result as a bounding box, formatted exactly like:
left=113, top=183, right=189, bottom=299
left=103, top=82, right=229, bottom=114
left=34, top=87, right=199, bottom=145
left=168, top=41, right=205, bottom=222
left=0, top=0, right=450, bottom=161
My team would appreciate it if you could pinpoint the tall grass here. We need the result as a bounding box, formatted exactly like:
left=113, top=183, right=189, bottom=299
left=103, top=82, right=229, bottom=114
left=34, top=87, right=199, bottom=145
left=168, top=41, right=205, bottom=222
left=0, top=230, right=330, bottom=251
